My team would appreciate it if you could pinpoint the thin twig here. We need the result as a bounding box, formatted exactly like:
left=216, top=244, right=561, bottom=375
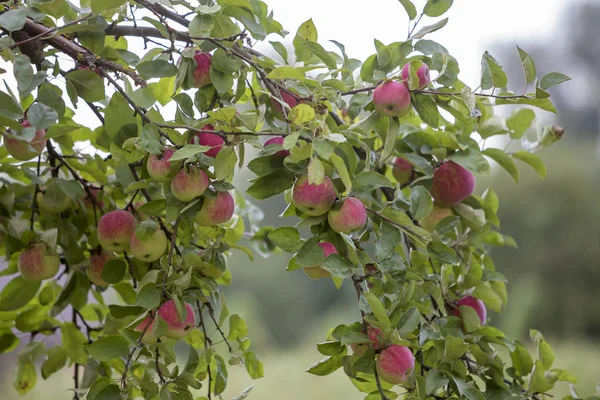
left=160, top=216, right=180, bottom=299
left=373, top=363, right=391, bottom=400
left=121, top=313, right=154, bottom=389
left=206, top=302, right=232, bottom=352
left=155, top=346, right=166, bottom=384
left=197, top=300, right=213, bottom=400
left=29, top=155, right=41, bottom=230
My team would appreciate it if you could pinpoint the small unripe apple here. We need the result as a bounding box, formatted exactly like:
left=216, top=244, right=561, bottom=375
left=264, top=136, right=290, bottom=157
left=195, top=190, right=235, bottom=226
left=3, top=120, right=47, bottom=161
left=431, top=161, right=475, bottom=206
left=376, top=345, right=415, bottom=384
left=292, top=175, right=337, bottom=217
left=97, top=210, right=137, bottom=252
left=147, top=149, right=180, bottom=183
left=270, top=88, right=299, bottom=120
left=401, top=62, right=431, bottom=89
left=303, top=242, right=338, bottom=279
left=452, top=295, right=487, bottom=326
left=171, top=166, right=209, bottom=202
left=327, top=197, right=367, bottom=234
left=189, top=124, right=224, bottom=158
left=372, top=81, right=411, bottom=118
left=392, top=157, right=413, bottom=184
left=130, top=227, right=168, bottom=262
left=87, top=251, right=116, bottom=287
left=419, top=204, right=453, bottom=232
left=192, top=51, right=212, bottom=88
left=157, top=300, right=196, bottom=339
left=36, top=191, right=72, bottom=214
left=18, top=243, right=60, bottom=281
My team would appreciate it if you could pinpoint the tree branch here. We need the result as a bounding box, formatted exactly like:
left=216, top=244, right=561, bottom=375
left=197, top=300, right=213, bottom=400
left=16, top=18, right=146, bottom=86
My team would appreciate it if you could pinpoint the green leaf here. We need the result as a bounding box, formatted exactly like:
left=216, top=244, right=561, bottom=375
left=428, top=241, right=458, bottom=264
left=105, top=93, right=139, bottom=146
left=137, top=199, right=167, bottom=216
left=0, top=276, right=41, bottom=311
left=352, top=171, right=393, bottom=192
left=13, top=360, right=36, bottom=395
left=473, top=283, right=502, bottom=313
left=137, top=60, right=178, bottom=79
left=538, top=340, right=554, bottom=369
left=410, top=186, right=433, bottom=220
left=424, top=0, right=454, bottom=17
left=227, top=314, right=248, bottom=340
left=244, top=351, right=264, bottom=379
left=267, top=66, right=306, bottom=80
left=413, top=93, right=440, bottom=127
left=215, top=147, right=237, bottom=181
left=41, top=347, right=67, bottom=380
left=303, top=42, right=336, bottom=69
left=517, top=46, right=536, bottom=84
left=539, top=72, right=571, bottom=90
left=409, top=18, right=449, bottom=40
left=211, top=13, right=241, bottom=38
left=0, top=9, right=27, bottom=31
left=306, top=354, right=344, bottom=376
left=290, top=104, right=315, bottom=126
left=317, top=341, right=347, bottom=355
left=27, top=103, right=58, bottom=130
left=101, top=259, right=127, bottom=284
left=483, top=148, right=519, bottom=183
left=135, top=282, right=161, bottom=309
left=0, top=91, right=23, bottom=122
left=247, top=172, right=294, bottom=200
left=268, top=227, right=303, bottom=252
left=0, top=331, right=20, bottom=353
left=426, top=370, right=449, bottom=395
left=513, top=151, right=546, bottom=180
left=496, top=95, right=557, bottom=113
left=170, top=144, right=212, bottom=161
left=364, top=292, right=391, bottom=326
left=189, top=14, right=214, bottom=38
left=396, top=306, right=420, bottom=335
left=87, top=335, right=130, bottom=361
left=321, top=254, right=356, bottom=278
left=330, top=153, right=352, bottom=195
left=91, top=0, right=126, bottom=13
left=529, top=360, right=554, bottom=393
left=398, top=0, right=417, bottom=19
left=65, top=70, right=105, bottom=103
left=480, top=51, right=508, bottom=90
left=61, top=322, right=89, bottom=365
left=511, top=341, right=534, bottom=377
left=507, top=109, right=535, bottom=139
left=449, top=149, right=491, bottom=176
left=444, top=335, right=468, bottom=359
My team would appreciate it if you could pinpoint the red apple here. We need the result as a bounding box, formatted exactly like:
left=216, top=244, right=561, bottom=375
left=189, top=124, right=224, bottom=158
left=195, top=190, right=235, bottom=226
left=147, top=148, right=180, bottom=183
left=192, top=51, right=212, bottom=88
left=292, top=175, right=337, bottom=217
left=372, top=81, right=411, bottom=118
left=431, top=161, right=475, bottom=206
left=157, top=300, right=196, bottom=339
left=392, top=157, right=413, bottom=184
left=401, top=62, right=431, bottom=89
left=18, top=243, right=60, bottom=281
left=376, top=345, right=415, bottom=384
left=452, top=295, right=487, bottom=327
left=327, top=197, right=368, bottom=234
left=170, top=165, right=209, bottom=202
left=97, top=210, right=137, bottom=252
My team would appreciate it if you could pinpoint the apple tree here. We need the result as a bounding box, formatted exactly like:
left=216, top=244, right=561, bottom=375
left=0, top=0, right=585, bottom=399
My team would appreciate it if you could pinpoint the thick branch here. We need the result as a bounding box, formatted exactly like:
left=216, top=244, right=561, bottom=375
left=18, top=18, right=146, bottom=86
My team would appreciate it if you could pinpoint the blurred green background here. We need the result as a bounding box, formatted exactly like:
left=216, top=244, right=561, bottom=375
left=3, top=0, right=600, bottom=398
